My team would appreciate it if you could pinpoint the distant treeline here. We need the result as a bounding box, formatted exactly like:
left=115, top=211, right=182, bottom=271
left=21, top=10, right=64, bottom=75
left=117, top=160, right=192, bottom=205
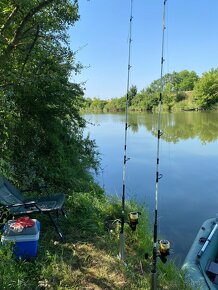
left=82, top=69, right=218, bottom=112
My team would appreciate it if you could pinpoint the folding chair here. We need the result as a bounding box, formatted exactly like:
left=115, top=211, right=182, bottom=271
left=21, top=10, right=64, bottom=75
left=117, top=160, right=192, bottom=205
left=0, top=176, right=66, bottom=240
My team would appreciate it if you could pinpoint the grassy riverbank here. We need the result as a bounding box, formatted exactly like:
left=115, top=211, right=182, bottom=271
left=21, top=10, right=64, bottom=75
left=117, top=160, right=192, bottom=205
left=0, top=190, right=192, bottom=290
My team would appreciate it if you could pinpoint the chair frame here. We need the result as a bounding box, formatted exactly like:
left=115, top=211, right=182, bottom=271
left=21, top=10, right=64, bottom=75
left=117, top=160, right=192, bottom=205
left=0, top=177, right=66, bottom=240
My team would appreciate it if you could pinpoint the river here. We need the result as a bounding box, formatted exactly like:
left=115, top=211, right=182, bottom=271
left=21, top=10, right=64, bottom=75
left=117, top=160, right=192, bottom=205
left=84, top=111, right=218, bottom=265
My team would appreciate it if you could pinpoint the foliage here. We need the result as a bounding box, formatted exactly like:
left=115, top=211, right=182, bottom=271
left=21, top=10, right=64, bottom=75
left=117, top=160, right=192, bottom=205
left=104, top=96, right=126, bottom=112
left=130, top=90, right=148, bottom=111
left=0, top=0, right=98, bottom=191
left=90, top=97, right=107, bottom=112
left=176, top=70, right=199, bottom=91
left=82, top=70, right=202, bottom=112
left=128, top=85, right=138, bottom=106
left=193, top=68, right=218, bottom=109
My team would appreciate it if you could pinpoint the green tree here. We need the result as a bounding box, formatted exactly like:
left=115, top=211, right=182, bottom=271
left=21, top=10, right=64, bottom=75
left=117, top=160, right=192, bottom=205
left=130, top=90, right=148, bottom=111
left=90, top=98, right=107, bottom=112
left=104, top=97, right=126, bottom=112
left=128, top=85, right=137, bottom=106
left=81, top=70, right=199, bottom=113
left=82, top=97, right=93, bottom=110
left=193, top=68, right=218, bottom=109
left=0, top=0, right=98, bottom=191
left=163, top=83, right=175, bottom=110
left=144, top=85, right=159, bottom=110
left=177, top=70, right=199, bottom=91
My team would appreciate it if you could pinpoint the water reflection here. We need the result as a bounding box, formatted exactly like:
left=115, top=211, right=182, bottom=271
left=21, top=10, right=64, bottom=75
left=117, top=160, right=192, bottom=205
left=84, top=111, right=218, bottom=265
left=127, top=111, right=218, bottom=143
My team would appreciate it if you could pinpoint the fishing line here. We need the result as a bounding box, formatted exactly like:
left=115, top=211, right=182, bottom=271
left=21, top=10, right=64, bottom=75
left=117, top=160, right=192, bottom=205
left=119, top=0, right=134, bottom=261
left=151, top=1, right=168, bottom=289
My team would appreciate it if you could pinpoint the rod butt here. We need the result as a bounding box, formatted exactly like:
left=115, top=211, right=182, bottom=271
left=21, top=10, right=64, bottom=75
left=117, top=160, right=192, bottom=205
left=151, top=272, right=157, bottom=290
left=119, top=232, right=125, bottom=260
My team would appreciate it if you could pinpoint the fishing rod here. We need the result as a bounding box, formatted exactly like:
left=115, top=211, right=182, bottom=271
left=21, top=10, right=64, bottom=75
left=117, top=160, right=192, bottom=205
left=119, top=0, right=134, bottom=261
left=151, top=1, right=170, bottom=289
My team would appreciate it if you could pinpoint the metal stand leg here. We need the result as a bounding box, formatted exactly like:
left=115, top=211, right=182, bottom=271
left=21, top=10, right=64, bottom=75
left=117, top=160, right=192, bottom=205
left=61, top=208, right=67, bottom=218
left=47, top=212, right=64, bottom=241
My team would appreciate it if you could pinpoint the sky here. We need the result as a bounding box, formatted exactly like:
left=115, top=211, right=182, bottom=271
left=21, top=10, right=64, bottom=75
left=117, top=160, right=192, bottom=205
left=69, top=0, right=218, bottom=100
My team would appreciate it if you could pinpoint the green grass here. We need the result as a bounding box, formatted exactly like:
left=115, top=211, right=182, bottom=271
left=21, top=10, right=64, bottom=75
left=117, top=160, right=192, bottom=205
left=0, top=191, right=192, bottom=289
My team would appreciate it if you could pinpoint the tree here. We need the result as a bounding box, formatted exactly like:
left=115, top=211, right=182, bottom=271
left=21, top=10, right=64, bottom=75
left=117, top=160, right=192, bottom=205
left=90, top=97, right=107, bottom=112
left=128, top=85, right=137, bottom=106
left=193, top=68, right=218, bottom=109
left=177, top=70, right=199, bottom=91
left=0, top=0, right=98, bottom=191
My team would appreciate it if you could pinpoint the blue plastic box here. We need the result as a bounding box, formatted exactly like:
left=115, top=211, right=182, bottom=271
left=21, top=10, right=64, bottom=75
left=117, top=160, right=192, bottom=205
left=1, top=219, right=40, bottom=259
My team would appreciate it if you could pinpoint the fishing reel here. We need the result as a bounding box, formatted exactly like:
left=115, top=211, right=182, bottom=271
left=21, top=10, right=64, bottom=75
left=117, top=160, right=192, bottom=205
left=158, top=240, right=170, bottom=263
left=128, top=212, right=141, bottom=231
left=144, top=240, right=170, bottom=263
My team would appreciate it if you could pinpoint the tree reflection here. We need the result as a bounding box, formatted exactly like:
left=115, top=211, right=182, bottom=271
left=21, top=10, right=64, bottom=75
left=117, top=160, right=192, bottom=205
left=128, top=111, right=218, bottom=144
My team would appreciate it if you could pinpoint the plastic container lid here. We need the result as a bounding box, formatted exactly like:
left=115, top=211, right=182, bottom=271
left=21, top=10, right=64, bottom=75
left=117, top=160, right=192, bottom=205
left=1, top=219, right=40, bottom=242
left=2, top=232, right=39, bottom=242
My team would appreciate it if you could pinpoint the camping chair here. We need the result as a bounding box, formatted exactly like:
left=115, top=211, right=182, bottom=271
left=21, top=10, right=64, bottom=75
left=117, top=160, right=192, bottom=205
left=0, top=176, right=65, bottom=240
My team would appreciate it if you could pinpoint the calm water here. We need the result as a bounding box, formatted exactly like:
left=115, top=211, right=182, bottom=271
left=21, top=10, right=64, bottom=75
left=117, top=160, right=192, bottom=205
left=84, top=111, right=218, bottom=265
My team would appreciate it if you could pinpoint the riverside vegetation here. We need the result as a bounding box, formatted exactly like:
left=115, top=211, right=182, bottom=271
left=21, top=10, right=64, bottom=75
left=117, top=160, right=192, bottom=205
left=0, top=191, right=193, bottom=290
left=83, top=69, right=218, bottom=112
left=0, top=1, right=194, bottom=289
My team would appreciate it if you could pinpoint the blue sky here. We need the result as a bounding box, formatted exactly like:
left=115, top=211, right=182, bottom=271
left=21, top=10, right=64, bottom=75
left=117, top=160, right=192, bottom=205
left=69, top=0, right=218, bottom=99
